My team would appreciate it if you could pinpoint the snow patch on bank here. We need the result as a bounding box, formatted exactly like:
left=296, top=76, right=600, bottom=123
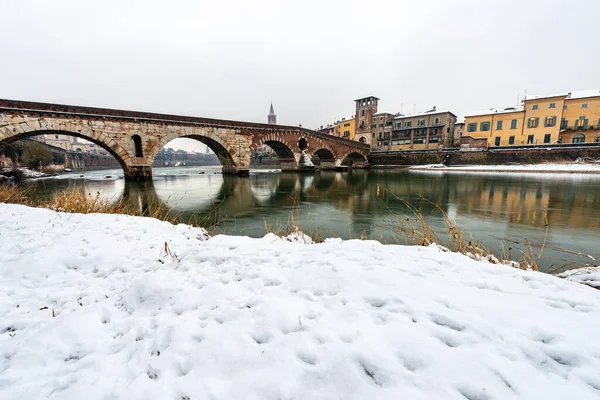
left=410, top=162, right=600, bottom=174
left=1, top=204, right=600, bottom=399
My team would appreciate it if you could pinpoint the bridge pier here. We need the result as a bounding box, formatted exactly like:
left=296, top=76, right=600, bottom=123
left=124, top=166, right=153, bottom=182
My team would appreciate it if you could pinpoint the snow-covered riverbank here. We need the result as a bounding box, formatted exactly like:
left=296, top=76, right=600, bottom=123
left=1, top=204, right=600, bottom=399
left=409, top=162, right=600, bottom=174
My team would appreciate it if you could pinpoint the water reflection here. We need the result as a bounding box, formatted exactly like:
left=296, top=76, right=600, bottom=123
left=28, top=167, right=600, bottom=271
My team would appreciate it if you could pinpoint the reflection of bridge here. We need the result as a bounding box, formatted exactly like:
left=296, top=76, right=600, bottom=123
left=0, top=99, right=369, bottom=180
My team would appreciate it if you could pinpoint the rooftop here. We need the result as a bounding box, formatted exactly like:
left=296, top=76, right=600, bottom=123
left=393, top=109, right=455, bottom=120
left=354, top=96, right=380, bottom=101
left=568, top=89, right=600, bottom=100
left=524, top=92, right=569, bottom=101
left=465, top=105, right=525, bottom=117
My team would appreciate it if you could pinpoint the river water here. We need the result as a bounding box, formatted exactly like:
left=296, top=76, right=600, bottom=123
left=28, top=166, right=600, bottom=273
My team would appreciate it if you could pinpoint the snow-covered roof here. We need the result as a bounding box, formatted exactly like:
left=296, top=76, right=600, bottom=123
left=373, top=112, right=395, bottom=116
left=568, top=89, right=600, bottom=100
left=524, top=92, right=569, bottom=101
left=465, top=105, right=524, bottom=117
left=393, top=110, right=455, bottom=120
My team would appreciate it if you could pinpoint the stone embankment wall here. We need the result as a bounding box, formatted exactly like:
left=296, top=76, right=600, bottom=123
left=369, top=147, right=600, bottom=166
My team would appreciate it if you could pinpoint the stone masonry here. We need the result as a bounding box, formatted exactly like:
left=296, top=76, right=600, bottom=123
left=0, top=99, right=369, bottom=180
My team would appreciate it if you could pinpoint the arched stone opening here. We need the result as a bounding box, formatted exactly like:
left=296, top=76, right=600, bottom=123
left=359, top=136, right=367, bottom=144
left=0, top=130, right=127, bottom=173
left=340, top=152, right=368, bottom=167
left=132, top=135, right=143, bottom=158
left=179, top=135, right=238, bottom=174
left=298, top=137, right=308, bottom=151
left=263, top=140, right=297, bottom=172
left=312, top=148, right=336, bottom=170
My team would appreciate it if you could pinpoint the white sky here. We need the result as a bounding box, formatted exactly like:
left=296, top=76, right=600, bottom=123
left=1, top=0, right=599, bottom=152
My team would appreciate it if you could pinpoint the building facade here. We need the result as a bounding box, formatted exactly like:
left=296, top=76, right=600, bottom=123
left=373, top=113, right=395, bottom=147
left=464, top=90, right=600, bottom=146
left=32, top=134, right=108, bottom=155
left=380, top=108, right=456, bottom=151
left=336, top=117, right=356, bottom=140
left=560, top=91, right=600, bottom=144
left=354, top=96, right=379, bottom=145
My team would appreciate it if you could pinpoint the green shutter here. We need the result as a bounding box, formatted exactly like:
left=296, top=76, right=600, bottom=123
left=584, top=118, right=588, bottom=129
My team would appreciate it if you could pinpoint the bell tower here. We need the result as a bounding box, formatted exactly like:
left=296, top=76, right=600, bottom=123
left=354, top=96, right=379, bottom=146
left=268, top=103, right=277, bottom=125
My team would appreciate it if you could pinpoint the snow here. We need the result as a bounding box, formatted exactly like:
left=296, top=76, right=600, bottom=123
left=2, top=203, right=600, bottom=399
left=409, top=162, right=600, bottom=174
left=568, top=90, right=600, bottom=100
left=393, top=110, right=455, bottom=120
left=0, top=167, right=49, bottom=181
left=558, top=267, right=600, bottom=290
left=465, top=105, right=524, bottom=117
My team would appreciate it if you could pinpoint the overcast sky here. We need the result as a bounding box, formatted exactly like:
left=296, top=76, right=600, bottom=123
left=1, top=0, right=599, bottom=152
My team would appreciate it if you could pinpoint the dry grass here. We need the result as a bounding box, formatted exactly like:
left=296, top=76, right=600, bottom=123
left=1, top=183, right=555, bottom=270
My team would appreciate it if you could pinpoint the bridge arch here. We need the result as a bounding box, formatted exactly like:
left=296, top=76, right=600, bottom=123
left=151, top=131, right=240, bottom=174
left=339, top=151, right=369, bottom=167
left=252, top=135, right=299, bottom=172
left=0, top=129, right=129, bottom=172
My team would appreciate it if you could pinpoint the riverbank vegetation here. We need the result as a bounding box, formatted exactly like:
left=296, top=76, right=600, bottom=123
left=1, top=182, right=595, bottom=274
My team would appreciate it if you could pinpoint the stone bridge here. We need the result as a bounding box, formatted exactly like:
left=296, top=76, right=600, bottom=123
left=0, top=99, right=370, bottom=180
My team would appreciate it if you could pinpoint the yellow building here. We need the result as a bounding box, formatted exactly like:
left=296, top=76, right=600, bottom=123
left=336, top=117, right=355, bottom=140
left=464, top=89, right=600, bottom=146
left=560, top=90, right=600, bottom=144
left=464, top=106, right=525, bottom=146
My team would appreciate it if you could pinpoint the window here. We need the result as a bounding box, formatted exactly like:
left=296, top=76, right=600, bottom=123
left=418, top=119, right=425, bottom=126
left=563, top=105, right=568, bottom=110
left=572, top=133, right=585, bottom=143
left=395, top=123, right=401, bottom=129
left=508, top=136, right=515, bottom=145
left=379, top=124, right=384, bottom=128
left=527, top=117, right=539, bottom=128
left=595, top=135, right=600, bottom=143
left=361, top=110, right=365, bottom=116
left=561, top=118, right=568, bottom=129
left=527, top=135, right=534, bottom=144
left=496, top=120, right=503, bottom=130
left=55, top=135, right=59, bottom=139
left=405, top=121, right=412, bottom=128
left=428, top=137, right=441, bottom=143
left=549, top=103, right=556, bottom=108
left=414, top=138, right=425, bottom=144
left=480, top=122, right=491, bottom=131
left=582, top=103, right=588, bottom=108
left=532, top=105, right=539, bottom=110
left=378, top=133, right=382, bottom=139
left=576, top=117, right=588, bottom=129
left=544, top=116, right=556, bottom=127
left=467, top=123, right=477, bottom=132
left=434, top=117, right=440, bottom=125
left=510, top=119, right=518, bottom=129
left=494, top=137, right=501, bottom=146
left=544, top=134, right=551, bottom=143
left=132, top=135, right=143, bottom=158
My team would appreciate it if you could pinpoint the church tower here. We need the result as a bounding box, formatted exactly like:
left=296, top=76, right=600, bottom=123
left=268, top=103, right=277, bottom=125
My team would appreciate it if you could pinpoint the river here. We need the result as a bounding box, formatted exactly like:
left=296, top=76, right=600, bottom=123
left=28, top=166, right=600, bottom=273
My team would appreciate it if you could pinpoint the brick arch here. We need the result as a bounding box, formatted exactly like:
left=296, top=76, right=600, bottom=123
left=252, top=133, right=299, bottom=171
left=310, top=147, right=337, bottom=162
left=0, top=121, right=131, bottom=172
left=339, top=150, right=369, bottom=166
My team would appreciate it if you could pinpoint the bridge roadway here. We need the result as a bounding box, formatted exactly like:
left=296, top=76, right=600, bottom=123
left=0, top=99, right=369, bottom=180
